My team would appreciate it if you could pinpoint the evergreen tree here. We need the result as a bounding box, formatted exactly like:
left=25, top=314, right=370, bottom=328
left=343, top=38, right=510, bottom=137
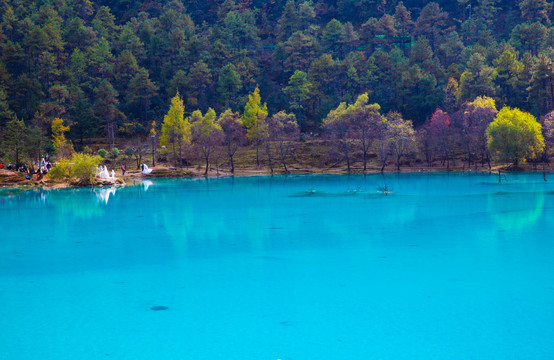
left=95, top=80, right=125, bottom=149
left=126, top=68, right=158, bottom=124
left=394, top=2, right=414, bottom=36
left=493, top=49, right=525, bottom=107
left=0, top=86, right=14, bottom=128
left=519, top=0, right=553, bottom=25
left=3, top=117, right=26, bottom=167
left=217, top=63, right=242, bottom=110
left=528, top=54, right=554, bottom=114
left=322, top=19, right=344, bottom=54
left=283, top=70, right=312, bottom=131
left=284, top=31, right=319, bottom=74
left=457, top=53, right=498, bottom=104
left=185, top=60, right=212, bottom=109
left=278, top=0, right=300, bottom=41
left=414, top=2, right=451, bottom=50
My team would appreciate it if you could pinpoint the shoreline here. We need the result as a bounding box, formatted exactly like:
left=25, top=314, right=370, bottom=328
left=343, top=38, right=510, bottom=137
left=1, top=162, right=552, bottom=190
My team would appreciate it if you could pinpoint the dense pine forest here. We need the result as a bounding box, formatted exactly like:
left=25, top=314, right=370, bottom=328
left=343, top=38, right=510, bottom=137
left=1, top=0, right=554, bottom=174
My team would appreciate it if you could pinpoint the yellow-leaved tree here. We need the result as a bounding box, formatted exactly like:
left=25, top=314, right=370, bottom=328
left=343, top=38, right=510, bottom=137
left=51, top=118, right=74, bottom=159
left=241, top=86, right=268, bottom=167
left=486, top=107, right=545, bottom=165
left=160, top=92, right=191, bottom=166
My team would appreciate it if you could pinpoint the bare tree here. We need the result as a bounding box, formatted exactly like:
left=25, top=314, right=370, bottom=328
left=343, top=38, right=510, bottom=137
left=387, top=111, right=416, bottom=170
left=218, top=109, right=247, bottom=173
left=269, top=111, right=300, bottom=173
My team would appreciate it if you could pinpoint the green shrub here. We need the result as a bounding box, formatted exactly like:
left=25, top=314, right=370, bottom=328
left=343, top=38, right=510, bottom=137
left=49, top=153, right=103, bottom=185
left=49, top=161, right=71, bottom=180
left=111, top=147, right=119, bottom=158
left=124, top=147, right=134, bottom=157
left=97, top=148, right=108, bottom=158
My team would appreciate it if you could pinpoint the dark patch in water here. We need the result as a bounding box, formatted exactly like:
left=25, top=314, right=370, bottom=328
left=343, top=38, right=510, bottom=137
left=279, top=321, right=291, bottom=326
left=136, top=215, right=144, bottom=218
left=498, top=230, right=506, bottom=232
left=150, top=306, right=169, bottom=311
left=266, top=227, right=285, bottom=230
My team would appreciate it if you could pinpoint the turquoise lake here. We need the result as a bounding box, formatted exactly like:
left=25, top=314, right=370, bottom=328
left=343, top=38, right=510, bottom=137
left=1, top=173, right=554, bottom=359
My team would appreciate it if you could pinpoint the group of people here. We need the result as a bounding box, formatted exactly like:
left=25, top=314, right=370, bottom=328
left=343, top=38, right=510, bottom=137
left=95, top=165, right=117, bottom=180
left=2, top=157, right=153, bottom=180
left=0, top=155, right=53, bottom=181
left=95, top=165, right=130, bottom=179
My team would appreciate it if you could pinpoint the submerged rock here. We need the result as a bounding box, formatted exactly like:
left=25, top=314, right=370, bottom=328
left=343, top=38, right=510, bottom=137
left=150, top=305, right=169, bottom=311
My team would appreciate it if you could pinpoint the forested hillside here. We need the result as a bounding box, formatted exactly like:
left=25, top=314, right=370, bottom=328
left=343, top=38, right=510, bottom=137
left=0, top=0, right=553, bottom=164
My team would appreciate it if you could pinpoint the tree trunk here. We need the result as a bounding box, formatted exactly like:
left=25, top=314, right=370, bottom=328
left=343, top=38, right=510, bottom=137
left=172, top=141, right=177, bottom=167
left=343, top=140, right=350, bottom=173
left=226, top=143, right=235, bottom=173
left=543, top=156, right=547, bottom=182
left=265, top=141, right=273, bottom=173
left=362, top=140, right=368, bottom=171
left=256, top=141, right=260, bottom=167
left=280, top=141, right=288, bottom=173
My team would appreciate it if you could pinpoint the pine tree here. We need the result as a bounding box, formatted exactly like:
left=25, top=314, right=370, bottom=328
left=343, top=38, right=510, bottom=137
left=126, top=67, right=158, bottom=124
left=217, top=63, right=241, bottom=110
left=185, top=60, right=211, bottom=109
left=323, top=19, right=344, bottom=54
left=283, top=70, right=312, bottom=130
left=3, top=117, right=26, bottom=167
left=0, top=86, right=14, bottom=128
left=95, top=80, right=125, bottom=149
left=519, top=0, right=553, bottom=25
left=394, top=2, right=414, bottom=36
left=277, top=0, right=299, bottom=41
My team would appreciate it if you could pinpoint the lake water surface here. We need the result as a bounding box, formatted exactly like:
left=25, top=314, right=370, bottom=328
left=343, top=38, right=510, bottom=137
left=1, top=173, right=554, bottom=359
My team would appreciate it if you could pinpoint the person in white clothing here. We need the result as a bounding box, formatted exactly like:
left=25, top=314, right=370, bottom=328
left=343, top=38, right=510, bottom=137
left=141, top=164, right=153, bottom=175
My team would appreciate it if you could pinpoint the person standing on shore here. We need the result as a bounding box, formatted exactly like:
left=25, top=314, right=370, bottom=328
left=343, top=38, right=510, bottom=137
left=121, top=165, right=126, bottom=175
